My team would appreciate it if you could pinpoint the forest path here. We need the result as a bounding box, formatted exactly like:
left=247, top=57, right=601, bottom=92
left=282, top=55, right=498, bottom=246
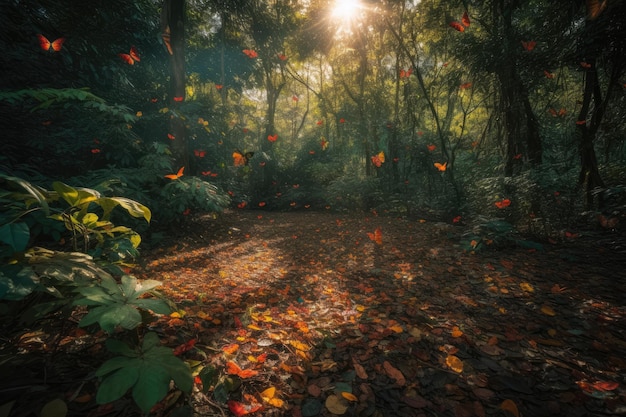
left=139, top=210, right=626, bottom=417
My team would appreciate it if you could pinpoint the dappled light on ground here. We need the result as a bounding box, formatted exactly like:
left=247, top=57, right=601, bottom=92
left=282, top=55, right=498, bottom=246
left=134, top=210, right=626, bottom=417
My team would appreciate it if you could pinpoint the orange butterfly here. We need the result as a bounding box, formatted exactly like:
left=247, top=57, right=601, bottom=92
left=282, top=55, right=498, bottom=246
left=339, top=118, right=346, bottom=123
left=168, top=133, right=175, bottom=140
left=267, top=134, right=278, bottom=142
left=427, top=144, right=436, bottom=152
left=37, top=34, right=65, bottom=52
left=449, top=11, right=470, bottom=32
left=242, top=49, right=258, bottom=58
left=434, top=162, right=447, bottom=171
left=316, top=120, right=323, bottom=125
left=258, top=201, right=266, bottom=207
left=521, top=41, right=536, bottom=51
left=371, top=151, right=385, bottom=167
left=237, top=201, right=247, bottom=209
left=292, top=95, right=299, bottom=102
left=277, top=53, right=287, bottom=61
left=165, top=166, right=184, bottom=180
left=367, top=227, right=383, bottom=245
left=576, top=120, right=587, bottom=126
left=580, top=61, right=592, bottom=69
left=233, top=150, right=254, bottom=166
left=119, top=46, right=140, bottom=65
left=494, top=198, right=511, bottom=209
left=215, top=84, right=223, bottom=90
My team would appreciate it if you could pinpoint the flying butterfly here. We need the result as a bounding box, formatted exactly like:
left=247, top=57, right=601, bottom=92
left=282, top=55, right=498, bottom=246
left=165, top=166, right=184, bottom=180
left=119, top=46, right=140, bottom=65
left=37, top=34, right=65, bottom=52
left=367, top=227, right=383, bottom=245
left=242, top=49, right=258, bottom=58
left=434, top=162, right=447, bottom=171
left=521, top=41, right=537, bottom=51
left=586, top=0, right=608, bottom=20
left=233, top=150, right=254, bottom=166
left=371, top=151, right=385, bottom=167
left=449, top=11, right=470, bottom=32
left=267, top=134, right=278, bottom=142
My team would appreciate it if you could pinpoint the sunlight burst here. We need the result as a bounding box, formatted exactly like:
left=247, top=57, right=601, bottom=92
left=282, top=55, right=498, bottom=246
left=331, top=0, right=360, bottom=22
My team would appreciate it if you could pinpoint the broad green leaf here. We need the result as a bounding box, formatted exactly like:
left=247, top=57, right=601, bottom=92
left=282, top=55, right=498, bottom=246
left=96, top=366, right=140, bottom=404
left=98, top=197, right=151, bottom=223
left=0, top=266, right=37, bottom=300
left=40, top=398, right=67, bottom=417
left=0, top=174, right=50, bottom=215
left=157, top=355, right=193, bottom=392
left=141, top=332, right=162, bottom=351
left=132, top=364, right=171, bottom=412
left=132, top=279, right=163, bottom=297
left=74, top=286, right=117, bottom=305
left=100, top=304, right=142, bottom=332
left=133, top=298, right=171, bottom=315
left=78, top=304, right=110, bottom=328
left=104, top=339, right=139, bottom=357
left=96, top=356, right=141, bottom=377
left=0, top=222, right=30, bottom=252
left=120, top=275, right=138, bottom=299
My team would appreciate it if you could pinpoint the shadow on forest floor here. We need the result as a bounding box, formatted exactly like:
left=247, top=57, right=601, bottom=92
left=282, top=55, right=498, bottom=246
left=2, top=209, right=626, bottom=417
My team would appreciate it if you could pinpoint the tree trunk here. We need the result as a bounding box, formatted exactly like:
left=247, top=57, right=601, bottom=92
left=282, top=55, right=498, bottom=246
left=161, top=0, right=187, bottom=169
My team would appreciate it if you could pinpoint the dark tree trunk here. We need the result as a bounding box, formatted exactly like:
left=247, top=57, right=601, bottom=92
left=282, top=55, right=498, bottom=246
left=161, top=0, right=187, bottom=169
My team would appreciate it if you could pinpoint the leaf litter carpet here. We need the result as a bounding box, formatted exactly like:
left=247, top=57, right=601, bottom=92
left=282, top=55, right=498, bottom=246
left=138, top=210, right=626, bottom=417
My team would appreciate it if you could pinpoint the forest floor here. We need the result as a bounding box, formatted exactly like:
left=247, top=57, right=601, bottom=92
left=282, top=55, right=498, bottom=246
left=4, top=210, right=626, bottom=417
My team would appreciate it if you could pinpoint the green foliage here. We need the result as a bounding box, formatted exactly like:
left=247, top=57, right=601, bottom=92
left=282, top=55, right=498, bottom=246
left=95, top=332, right=193, bottom=412
left=158, top=176, right=231, bottom=222
left=73, top=274, right=170, bottom=333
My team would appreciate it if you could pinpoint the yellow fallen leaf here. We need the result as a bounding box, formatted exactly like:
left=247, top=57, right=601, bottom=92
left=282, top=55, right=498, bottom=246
left=445, top=355, right=464, bottom=373
left=541, top=305, right=556, bottom=316
left=289, top=340, right=310, bottom=351
left=389, top=324, right=403, bottom=333
left=520, top=282, right=534, bottom=292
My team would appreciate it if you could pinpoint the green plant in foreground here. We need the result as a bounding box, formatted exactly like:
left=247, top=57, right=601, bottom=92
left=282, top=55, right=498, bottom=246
left=95, top=332, right=193, bottom=413
left=73, top=274, right=171, bottom=333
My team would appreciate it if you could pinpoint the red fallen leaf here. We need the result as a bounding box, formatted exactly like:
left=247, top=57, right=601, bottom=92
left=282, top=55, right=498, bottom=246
left=173, top=339, right=196, bottom=356
left=228, top=400, right=262, bottom=416
left=226, top=361, right=259, bottom=378
left=592, top=381, right=619, bottom=391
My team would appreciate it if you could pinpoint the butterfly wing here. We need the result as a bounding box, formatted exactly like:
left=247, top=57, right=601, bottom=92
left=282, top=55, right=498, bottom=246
left=129, top=46, right=140, bottom=62
left=50, top=37, right=65, bottom=51
left=37, top=34, right=52, bottom=51
left=449, top=21, right=465, bottom=32
left=462, top=11, right=470, bottom=27
left=119, top=53, right=134, bottom=65
left=434, top=162, right=447, bottom=171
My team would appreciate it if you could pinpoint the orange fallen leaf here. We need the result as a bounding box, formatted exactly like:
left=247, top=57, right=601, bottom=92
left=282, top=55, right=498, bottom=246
left=226, top=361, right=259, bottom=379
left=445, top=355, right=464, bottom=373
left=500, top=399, right=519, bottom=417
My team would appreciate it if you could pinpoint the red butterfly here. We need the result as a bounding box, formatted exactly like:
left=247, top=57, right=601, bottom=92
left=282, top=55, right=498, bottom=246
left=37, top=34, right=65, bottom=52
left=277, top=53, right=287, bottom=61
left=521, top=41, right=536, bottom=51
left=119, top=46, right=140, bottom=65
left=242, top=49, right=258, bottom=58
left=544, top=70, right=554, bottom=79
left=173, top=96, right=184, bottom=102
left=267, top=134, right=278, bottom=142
left=494, top=198, right=511, bottom=209
left=427, top=144, right=436, bottom=152
left=194, top=149, right=206, bottom=157
left=399, top=68, right=413, bottom=78
left=460, top=82, right=472, bottom=90
left=449, top=11, right=470, bottom=32
left=371, top=151, right=385, bottom=167
left=292, top=95, right=299, bottom=102
left=580, top=61, right=592, bottom=69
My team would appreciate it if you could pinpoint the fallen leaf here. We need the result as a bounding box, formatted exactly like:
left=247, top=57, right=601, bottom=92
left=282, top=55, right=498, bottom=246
left=500, top=399, right=519, bottom=417
left=383, top=361, right=406, bottom=386
left=325, top=394, right=349, bottom=415
left=446, top=355, right=464, bottom=373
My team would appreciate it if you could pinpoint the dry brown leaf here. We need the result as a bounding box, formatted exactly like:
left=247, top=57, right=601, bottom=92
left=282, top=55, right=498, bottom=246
left=383, top=361, right=406, bottom=386
left=353, top=362, right=368, bottom=379
left=541, top=305, right=556, bottom=316
left=500, top=399, right=519, bottom=417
